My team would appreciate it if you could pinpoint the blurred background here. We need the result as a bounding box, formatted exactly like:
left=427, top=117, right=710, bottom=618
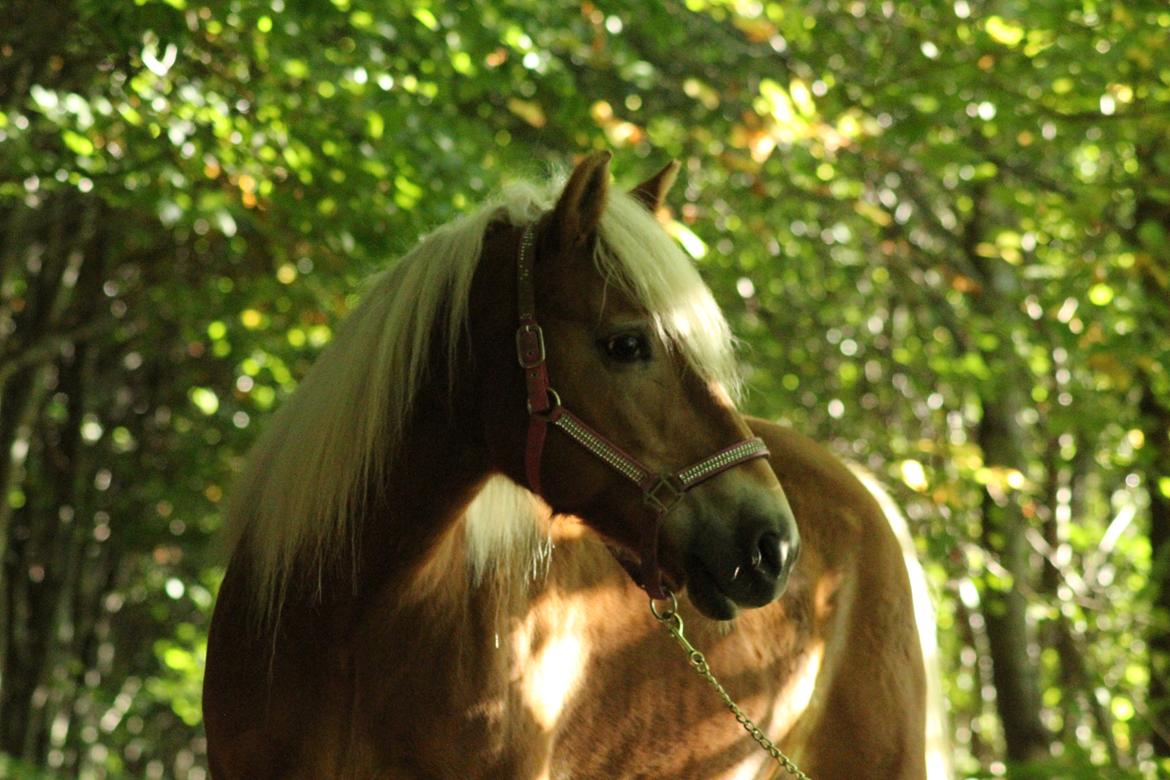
left=1, top=0, right=1168, bottom=777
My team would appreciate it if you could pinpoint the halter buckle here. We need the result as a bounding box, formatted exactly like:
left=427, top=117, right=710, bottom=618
left=516, top=323, right=546, bottom=368
left=644, top=475, right=683, bottom=514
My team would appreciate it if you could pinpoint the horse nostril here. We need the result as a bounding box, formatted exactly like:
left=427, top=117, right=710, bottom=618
left=752, top=532, right=788, bottom=578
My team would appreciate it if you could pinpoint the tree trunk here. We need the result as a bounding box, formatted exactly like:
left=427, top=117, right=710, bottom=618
left=976, top=389, right=1049, bottom=762
left=965, top=185, right=1050, bottom=763
left=1141, top=383, right=1170, bottom=755
left=0, top=364, right=50, bottom=745
left=0, top=196, right=98, bottom=759
left=1132, top=143, right=1170, bottom=756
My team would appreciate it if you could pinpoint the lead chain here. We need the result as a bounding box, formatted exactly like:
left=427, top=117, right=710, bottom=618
left=651, top=596, right=811, bottom=780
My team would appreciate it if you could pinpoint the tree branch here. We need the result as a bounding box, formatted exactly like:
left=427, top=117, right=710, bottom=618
left=0, top=320, right=109, bottom=387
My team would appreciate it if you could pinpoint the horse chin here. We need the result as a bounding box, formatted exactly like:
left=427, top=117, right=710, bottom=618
left=684, top=557, right=741, bottom=621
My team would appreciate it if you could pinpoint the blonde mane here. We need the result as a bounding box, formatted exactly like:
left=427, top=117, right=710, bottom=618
left=226, top=177, right=740, bottom=622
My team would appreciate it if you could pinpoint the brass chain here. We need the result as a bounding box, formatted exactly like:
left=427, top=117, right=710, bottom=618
left=651, top=593, right=811, bottom=780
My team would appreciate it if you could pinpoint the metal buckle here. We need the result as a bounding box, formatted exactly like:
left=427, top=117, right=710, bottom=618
left=644, top=475, right=683, bottom=514
left=516, top=323, right=546, bottom=368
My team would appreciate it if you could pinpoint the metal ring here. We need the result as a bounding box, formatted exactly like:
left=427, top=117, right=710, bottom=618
left=649, top=589, right=678, bottom=621
left=527, top=387, right=562, bottom=417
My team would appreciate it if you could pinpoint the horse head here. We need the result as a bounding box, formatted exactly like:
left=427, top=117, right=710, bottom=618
left=479, top=153, right=800, bottom=620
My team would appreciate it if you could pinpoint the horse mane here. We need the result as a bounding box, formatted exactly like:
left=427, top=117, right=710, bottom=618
left=226, top=176, right=741, bottom=624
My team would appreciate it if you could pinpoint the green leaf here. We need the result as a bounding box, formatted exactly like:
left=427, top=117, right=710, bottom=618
left=62, top=129, right=94, bottom=156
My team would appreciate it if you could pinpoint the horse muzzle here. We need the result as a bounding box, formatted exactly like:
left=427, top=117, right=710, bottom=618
left=681, top=493, right=800, bottom=620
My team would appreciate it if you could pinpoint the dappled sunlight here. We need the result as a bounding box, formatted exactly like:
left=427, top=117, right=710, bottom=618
left=766, top=640, right=824, bottom=740
left=518, top=631, right=588, bottom=732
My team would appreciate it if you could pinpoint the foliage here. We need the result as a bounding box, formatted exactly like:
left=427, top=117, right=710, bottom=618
left=1, top=0, right=1168, bottom=777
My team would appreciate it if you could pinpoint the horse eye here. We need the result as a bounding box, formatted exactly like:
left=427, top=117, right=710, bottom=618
left=601, top=333, right=651, bottom=363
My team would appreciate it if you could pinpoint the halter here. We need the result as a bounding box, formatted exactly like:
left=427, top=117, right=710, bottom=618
left=515, top=223, right=770, bottom=599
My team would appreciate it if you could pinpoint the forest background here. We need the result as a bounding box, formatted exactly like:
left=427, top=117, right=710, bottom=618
left=1, top=0, right=1169, bottom=777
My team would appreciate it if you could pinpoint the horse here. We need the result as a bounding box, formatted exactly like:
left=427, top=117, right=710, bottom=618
left=203, top=152, right=936, bottom=778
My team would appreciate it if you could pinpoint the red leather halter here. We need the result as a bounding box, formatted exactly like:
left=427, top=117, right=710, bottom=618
left=514, top=223, right=770, bottom=599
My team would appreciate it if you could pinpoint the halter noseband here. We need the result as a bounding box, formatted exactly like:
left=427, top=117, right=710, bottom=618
left=514, top=224, right=770, bottom=599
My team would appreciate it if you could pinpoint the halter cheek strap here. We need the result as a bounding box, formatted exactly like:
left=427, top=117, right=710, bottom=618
left=515, top=226, right=553, bottom=493
left=514, top=224, right=769, bottom=599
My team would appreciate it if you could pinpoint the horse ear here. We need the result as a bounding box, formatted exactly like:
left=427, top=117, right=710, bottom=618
left=548, top=151, right=612, bottom=248
left=629, top=160, right=680, bottom=212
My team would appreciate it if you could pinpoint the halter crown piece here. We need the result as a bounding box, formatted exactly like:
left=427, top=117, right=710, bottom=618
left=514, top=223, right=770, bottom=599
